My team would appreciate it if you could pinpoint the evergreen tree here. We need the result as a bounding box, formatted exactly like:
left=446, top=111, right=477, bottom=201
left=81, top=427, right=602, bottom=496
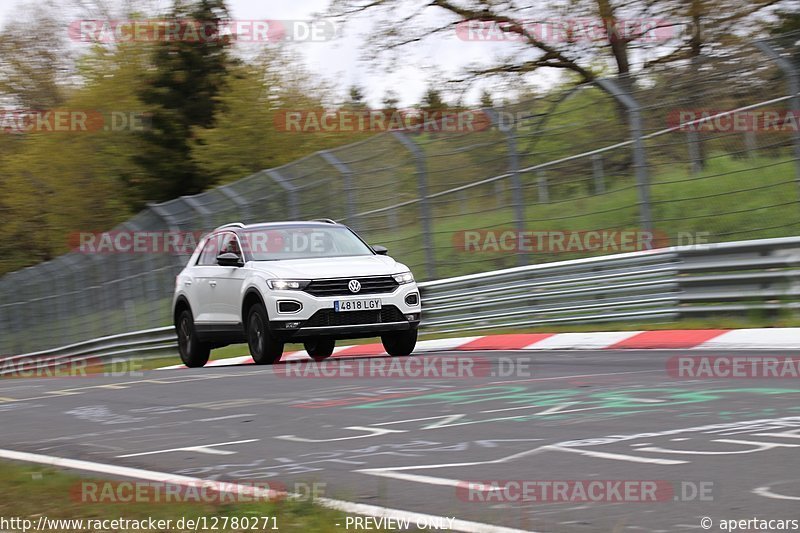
left=479, top=89, right=494, bottom=108
left=420, top=86, right=446, bottom=113
left=134, top=0, right=233, bottom=205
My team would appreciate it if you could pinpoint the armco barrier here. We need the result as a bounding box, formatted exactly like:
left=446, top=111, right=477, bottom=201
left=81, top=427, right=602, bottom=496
left=1, top=236, right=798, bottom=373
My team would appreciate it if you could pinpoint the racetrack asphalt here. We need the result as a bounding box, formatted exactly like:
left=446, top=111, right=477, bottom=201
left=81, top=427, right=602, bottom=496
left=1, top=349, right=800, bottom=532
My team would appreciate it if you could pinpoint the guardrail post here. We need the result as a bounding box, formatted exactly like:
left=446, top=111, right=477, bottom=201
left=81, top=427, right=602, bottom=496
left=485, top=108, right=527, bottom=266
left=265, top=170, right=300, bottom=220
left=392, top=131, right=436, bottom=280
left=756, top=40, right=800, bottom=199
left=594, top=77, right=653, bottom=232
left=319, top=150, right=358, bottom=229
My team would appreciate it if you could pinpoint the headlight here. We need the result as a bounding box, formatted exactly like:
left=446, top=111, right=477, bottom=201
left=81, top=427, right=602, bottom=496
left=393, top=271, right=414, bottom=284
left=267, top=279, right=310, bottom=290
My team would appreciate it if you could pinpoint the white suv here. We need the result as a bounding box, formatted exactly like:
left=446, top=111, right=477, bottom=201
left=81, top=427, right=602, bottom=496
left=172, top=220, right=421, bottom=367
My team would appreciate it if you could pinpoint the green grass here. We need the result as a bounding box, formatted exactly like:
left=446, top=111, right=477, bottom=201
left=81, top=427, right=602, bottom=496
left=0, top=461, right=386, bottom=533
left=366, top=154, right=800, bottom=279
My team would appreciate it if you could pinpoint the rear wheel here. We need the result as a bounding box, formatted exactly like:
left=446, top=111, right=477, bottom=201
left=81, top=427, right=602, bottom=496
left=176, top=309, right=210, bottom=368
left=381, top=329, right=418, bottom=357
left=247, top=303, right=283, bottom=365
left=304, top=338, right=335, bottom=362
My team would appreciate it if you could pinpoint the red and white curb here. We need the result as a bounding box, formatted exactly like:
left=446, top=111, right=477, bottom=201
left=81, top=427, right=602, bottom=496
left=158, top=328, right=799, bottom=370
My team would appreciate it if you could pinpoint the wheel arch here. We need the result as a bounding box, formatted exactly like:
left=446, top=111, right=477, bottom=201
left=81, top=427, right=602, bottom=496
left=242, top=287, right=266, bottom=326
left=174, top=296, right=193, bottom=326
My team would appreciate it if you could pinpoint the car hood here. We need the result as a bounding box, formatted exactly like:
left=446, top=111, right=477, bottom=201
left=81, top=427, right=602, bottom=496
left=246, top=255, right=409, bottom=279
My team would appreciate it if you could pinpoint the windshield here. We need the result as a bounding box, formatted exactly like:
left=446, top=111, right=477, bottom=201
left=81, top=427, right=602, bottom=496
left=241, top=225, right=374, bottom=261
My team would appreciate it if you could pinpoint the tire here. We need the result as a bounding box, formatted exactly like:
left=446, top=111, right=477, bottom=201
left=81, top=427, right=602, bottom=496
left=381, top=328, right=418, bottom=357
left=304, top=338, right=335, bottom=362
left=247, top=303, right=283, bottom=365
left=176, top=309, right=210, bottom=368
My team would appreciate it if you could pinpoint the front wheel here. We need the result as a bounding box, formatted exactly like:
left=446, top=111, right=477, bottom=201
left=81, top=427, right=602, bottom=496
left=176, top=309, right=210, bottom=368
left=247, top=303, right=284, bottom=365
left=304, top=338, right=335, bottom=362
left=381, top=329, right=418, bottom=357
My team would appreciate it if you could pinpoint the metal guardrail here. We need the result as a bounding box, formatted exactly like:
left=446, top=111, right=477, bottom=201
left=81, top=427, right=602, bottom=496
left=422, top=236, right=800, bottom=334
left=0, top=327, right=178, bottom=376
left=2, top=236, right=799, bottom=373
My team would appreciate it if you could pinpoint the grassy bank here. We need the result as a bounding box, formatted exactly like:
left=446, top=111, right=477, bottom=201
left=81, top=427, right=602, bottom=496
left=0, top=461, right=377, bottom=533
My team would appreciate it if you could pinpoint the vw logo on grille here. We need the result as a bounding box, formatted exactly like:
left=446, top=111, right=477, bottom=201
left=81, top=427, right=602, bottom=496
left=348, top=279, right=362, bottom=293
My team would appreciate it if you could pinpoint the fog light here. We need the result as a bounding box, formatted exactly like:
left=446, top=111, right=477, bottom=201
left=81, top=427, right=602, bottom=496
left=285, top=322, right=301, bottom=329
left=405, top=293, right=419, bottom=305
left=278, top=300, right=302, bottom=313
left=405, top=314, right=419, bottom=321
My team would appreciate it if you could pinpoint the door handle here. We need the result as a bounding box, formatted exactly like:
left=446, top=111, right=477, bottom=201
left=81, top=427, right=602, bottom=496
left=184, top=280, right=192, bottom=286
left=209, top=280, right=217, bottom=287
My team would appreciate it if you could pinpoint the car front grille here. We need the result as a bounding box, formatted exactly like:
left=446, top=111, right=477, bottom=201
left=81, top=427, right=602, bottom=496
left=303, top=276, right=399, bottom=297
left=303, top=305, right=406, bottom=327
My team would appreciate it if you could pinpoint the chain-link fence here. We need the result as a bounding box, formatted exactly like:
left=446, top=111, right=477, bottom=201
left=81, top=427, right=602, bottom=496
left=2, top=33, right=799, bottom=355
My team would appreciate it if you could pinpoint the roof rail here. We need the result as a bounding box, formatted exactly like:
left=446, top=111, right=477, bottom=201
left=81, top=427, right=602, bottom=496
left=213, top=222, right=246, bottom=231
left=313, top=218, right=338, bottom=224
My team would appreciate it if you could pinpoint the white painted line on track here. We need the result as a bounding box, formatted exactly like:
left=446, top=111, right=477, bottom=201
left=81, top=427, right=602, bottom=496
left=0, top=447, right=539, bottom=533
left=116, top=439, right=259, bottom=458
left=543, top=445, right=688, bottom=465
left=196, top=413, right=256, bottom=422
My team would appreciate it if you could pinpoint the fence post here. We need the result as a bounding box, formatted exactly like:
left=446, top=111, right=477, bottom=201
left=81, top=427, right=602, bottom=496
left=391, top=131, right=435, bottom=280
left=485, top=108, right=527, bottom=266
left=181, top=195, right=214, bottom=231
left=265, top=170, right=300, bottom=220
left=318, top=150, right=358, bottom=229
left=687, top=131, right=703, bottom=174
left=218, top=184, right=252, bottom=222
left=594, top=77, right=653, bottom=232
left=591, top=154, right=605, bottom=194
left=756, top=40, right=800, bottom=197
left=0, top=278, right=7, bottom=354
left=537, top=171, right=549, bottom=203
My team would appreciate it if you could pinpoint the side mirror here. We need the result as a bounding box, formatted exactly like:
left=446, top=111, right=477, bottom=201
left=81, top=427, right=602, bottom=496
left=217, top=252, right=243, bottom=267
left=372, top=245, right=389, bottom=256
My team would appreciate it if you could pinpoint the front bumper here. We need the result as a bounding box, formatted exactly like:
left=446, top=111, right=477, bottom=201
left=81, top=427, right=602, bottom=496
left=266, top=283, right=421, bottom=341
left=271, top=318, right=420, bottom=340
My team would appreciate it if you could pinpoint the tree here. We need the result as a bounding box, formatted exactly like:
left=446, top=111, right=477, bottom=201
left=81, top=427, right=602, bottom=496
left=191, top=49, right=361, bottom=185
left=769, top=9, right=800, bottom=64
left=381, top=89, right=400, bottom=113
left=346, top=84, right=368, bottom=109
left=0, top=40, right=154, bottom=275
left=328, top=0, right=793, bottom=87
left=0, top=1, right=67, bottom=108
left=479, top=88, right=493, bottom=108
left=420, top=86, right=447, bottom=113
left=133, top=0, right=234, bottom=206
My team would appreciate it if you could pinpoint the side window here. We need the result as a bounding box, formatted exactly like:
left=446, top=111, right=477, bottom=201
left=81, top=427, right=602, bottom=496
left=219, top=233, right=243, bottom=259
left=197, top=234, right=222, bottom=266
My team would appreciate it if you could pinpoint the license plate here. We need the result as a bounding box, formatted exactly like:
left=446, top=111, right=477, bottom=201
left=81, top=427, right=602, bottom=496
left=334, top=299, right=382, bottom=312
